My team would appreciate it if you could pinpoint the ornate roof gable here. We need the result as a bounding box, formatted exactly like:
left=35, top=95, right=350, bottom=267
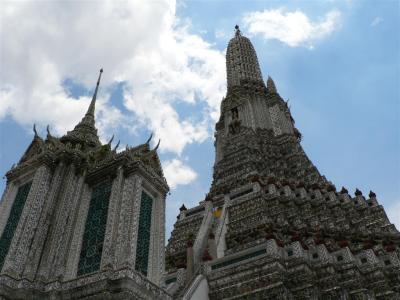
left=18, top=125, right=45, bottom=164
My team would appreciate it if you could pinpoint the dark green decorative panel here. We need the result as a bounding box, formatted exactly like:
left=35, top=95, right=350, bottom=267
left=211, top=249, right=266, bottom=270
left=165, top=277, right=177, bottom=285
left=77, top=180, right=112, bottom=276
left=135, top=191, right=153, bottom=276
left=0, top=181, right=32, bottom=270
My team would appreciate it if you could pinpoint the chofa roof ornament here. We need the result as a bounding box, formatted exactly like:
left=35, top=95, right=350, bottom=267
left=33, top=124, right=39, bottom=138
left=146, top=133, right=153, bottom=144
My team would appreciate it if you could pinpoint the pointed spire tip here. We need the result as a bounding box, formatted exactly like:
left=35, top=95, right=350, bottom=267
left=86, top=68, right=103, bottom=117
left=146, top=133, right=153, bottom=144
left=107, top=134, right=114, bottom=145
left=96, top=68, right=103, bottom=86
left=33, top=124, right=38, bottom=138
left=235, top=24, right=241, bottom=36
left=153, top=139, right=161, bottom=151
left=113, top=140, right=120, bottom=151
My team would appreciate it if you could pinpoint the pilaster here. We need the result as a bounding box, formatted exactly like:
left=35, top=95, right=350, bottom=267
left=43, top=165, right=79, bottom=281
left=53, top=170, right=86, bottom=280
left=127, top=176, right=143, bottom=268
left=22, top=163, right=66, bottom=280
left=2, top=165, right=51, bottom=277
left=115, top=175, right=140, bottom=268
left=101, top=167, right=124, bottom=270
left=158, top=194, right=166, bottom=284
left=146, top=186, right=164, bottom=284
left=64, top=183, right=91, bottom=280
left=0, top=182, right=17, bottom=238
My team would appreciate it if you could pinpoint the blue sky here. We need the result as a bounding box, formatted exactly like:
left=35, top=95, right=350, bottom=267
left=0, top=0, right=399, bottom=239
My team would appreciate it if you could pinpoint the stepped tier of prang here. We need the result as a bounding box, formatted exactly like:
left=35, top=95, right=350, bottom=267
left=164, top=26, right=400, bottom=299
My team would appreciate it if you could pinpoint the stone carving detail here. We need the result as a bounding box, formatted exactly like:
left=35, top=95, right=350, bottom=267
left=0, top=28, right=398, bottom=299
left=115, top=175, right=138, bottom=268
left=0, top=69, right=169, bottom=299
left=3, top=166, right=51, bottom=277
left=101, top=168, right=124, bottom=270
left=166, top=27, right=400, bottom=299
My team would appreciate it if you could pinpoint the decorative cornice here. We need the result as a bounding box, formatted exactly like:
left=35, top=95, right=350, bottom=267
left=0, top=267, right=171, bottom=300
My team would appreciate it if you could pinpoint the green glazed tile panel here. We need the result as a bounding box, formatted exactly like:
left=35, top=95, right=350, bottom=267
left=0, top=181, right=32, bottom=271
left=165, top=277, right=177, bottom=285
left=211, top=249, right=266, bottom=270
left=77, top=180, right=112, bottom=276
left=135, top=191, right=153, bottom=276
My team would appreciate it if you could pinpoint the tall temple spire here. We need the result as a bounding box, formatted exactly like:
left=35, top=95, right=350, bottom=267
left=86, top=68, right=103, bottom=117
left=60, top=69, right=103, bottom=148
left=226, top=25, right=264, bottom=90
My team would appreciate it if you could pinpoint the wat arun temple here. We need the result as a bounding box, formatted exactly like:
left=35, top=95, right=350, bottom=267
left=0, top=26, right=399, bottom=299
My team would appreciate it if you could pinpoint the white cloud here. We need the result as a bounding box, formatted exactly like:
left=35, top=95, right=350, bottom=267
left=162, top=159, right=197, bottom=189
left=242, top=8, right=341, bottom=48
left=0, top=0, right=226, bottom=155
left=371, top=17, right=383, bottom=27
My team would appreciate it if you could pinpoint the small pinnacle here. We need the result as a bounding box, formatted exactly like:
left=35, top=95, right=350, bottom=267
left=33, top=124, right=38, bottom=138
left=235, top=24, right=241, bottom=36
left=113, top=140, right=120, bottom=151
left=153, top=139, right=161, bottom=151
left=146, top=133, right=153, bottom=144
left=96, top=68, right=103, bottom=86
left=46, top=125, right=52, bottom=137
left=107, top=134, right=114, bottom=145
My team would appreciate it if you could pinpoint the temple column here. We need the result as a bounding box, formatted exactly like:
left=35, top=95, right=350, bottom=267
left=0, top=182, right=18, bottom=237
left=23, top=163, right=66, bottom=280
left=146, top=185, right=164, bottom=284
left=45, top=165, right=80, bottom=280
left=53, top=171, right=86, bottom=280
left=2, top=165, right=52, bottom=277
left=64, top=183, right=91, bottom=280
left=114, top=174, right=141, bottom=268
left=101, top=167, right=124, bottom=270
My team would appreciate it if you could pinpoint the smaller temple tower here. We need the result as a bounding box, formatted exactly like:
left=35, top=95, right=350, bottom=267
left=0, top=70, right=171, bottom=299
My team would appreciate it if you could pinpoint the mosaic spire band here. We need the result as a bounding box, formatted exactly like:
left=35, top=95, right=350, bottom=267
left=226, top=25, right=264, bottom=90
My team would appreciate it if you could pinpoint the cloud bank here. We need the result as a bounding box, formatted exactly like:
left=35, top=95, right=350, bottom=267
left=243, top=8, right=341, bottom=48
left=0, top=0, right=226, bottom=188
left=163, top=159, right=198, bottom=189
